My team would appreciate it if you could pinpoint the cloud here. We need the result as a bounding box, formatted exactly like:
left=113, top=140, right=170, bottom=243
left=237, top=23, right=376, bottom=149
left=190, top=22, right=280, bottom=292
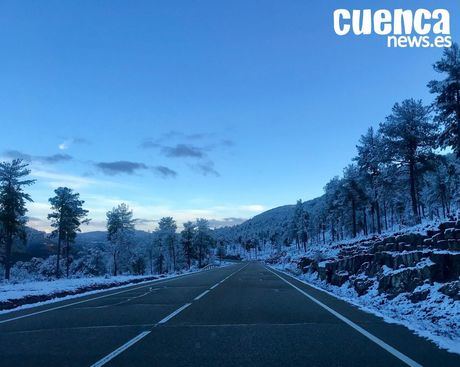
left=134, top=218, right=156, bottom=225
left=140, top=131, right=233, bottom=151
left=189, top=161, right=220, bottom=177
left=140, top=140, right=160, bottom=149
left=208, top=217, right=247, bottom=228
left=3, top=150, right=31, bottom=161
left=31, top=169, right=106, bottom=189
left=141, top=131, right=211, bottom=148
left=161, top=144, right=205, bottom=158
left=152, top=165, right=177, bottom=178
left=239, top=204, right=265, bottom=212
left=41, top=154, right=73, bottom=163
left=221, top=139, right=235, bottom=147
left=95, top=161, right=177, bottom=179
left=139, top=132, right=234, bottom=179
left=59, top=137, right=90, bottom=150
left=4, top=150, right=73, bottom=164
left=95, top=161, right=149, bottom=175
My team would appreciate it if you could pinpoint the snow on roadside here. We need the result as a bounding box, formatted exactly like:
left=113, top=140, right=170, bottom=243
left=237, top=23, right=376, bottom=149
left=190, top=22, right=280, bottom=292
left=269, top=261, right=460, bottom=355
left=0, top=263, right=233, bottom=315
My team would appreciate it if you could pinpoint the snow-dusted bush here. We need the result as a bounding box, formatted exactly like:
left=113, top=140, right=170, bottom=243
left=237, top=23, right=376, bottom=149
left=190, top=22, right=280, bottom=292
left=38, top=255, right=64, bottom=279
left=70, top=248, right=107, bottom=277
left=10, top=258, right=45, bottom=281
left=130, top=256, right=146, bottom=275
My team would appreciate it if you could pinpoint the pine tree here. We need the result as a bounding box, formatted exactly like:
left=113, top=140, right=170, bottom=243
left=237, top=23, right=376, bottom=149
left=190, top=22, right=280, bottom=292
left=181, top=221, right=195, bottom=269
left=355, top=127, right=383, bottom=233
left=291, top=199, right=310, bottom=251
left=428, top=43, right=460, bottom=156
left=0, top=159, right=35, bottom=280
left=194, top=219, right=214, bottom=267
left=48, top=187, right=89, bottom=278
left=157, top=217, right=177, bottom=272
left=342, top=165, right=367, bottom=237
left=379, top=99, right=438, bottom=223
left=106, top=203, right=135, bottom=276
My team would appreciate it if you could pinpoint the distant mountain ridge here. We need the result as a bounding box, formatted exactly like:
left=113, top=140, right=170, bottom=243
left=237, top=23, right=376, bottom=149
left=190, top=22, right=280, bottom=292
left=214, top=196, right=324, bottom=241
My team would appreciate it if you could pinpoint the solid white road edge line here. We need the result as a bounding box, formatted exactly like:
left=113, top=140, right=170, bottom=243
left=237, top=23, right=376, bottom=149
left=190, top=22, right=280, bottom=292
left=0, top=264, right=238, bottom=325
left=265, top=267, right=423, bottom=367
left=90, top=331, right=151, bottom=367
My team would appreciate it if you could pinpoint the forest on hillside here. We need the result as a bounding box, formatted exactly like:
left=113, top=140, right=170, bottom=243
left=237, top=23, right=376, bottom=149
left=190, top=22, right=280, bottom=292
left=1, top=45, right=460, bottom=281
left=216, top=45, right=460, bottom=253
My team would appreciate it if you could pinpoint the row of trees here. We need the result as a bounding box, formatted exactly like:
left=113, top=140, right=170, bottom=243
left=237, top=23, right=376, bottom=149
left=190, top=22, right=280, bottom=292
left=217, top=44, right=460, bottom=253
left=106, top=205, right=216, bottom=277
left=0, top=159, right=217, bottom=280
left=306, top=44, right=460, bottom=243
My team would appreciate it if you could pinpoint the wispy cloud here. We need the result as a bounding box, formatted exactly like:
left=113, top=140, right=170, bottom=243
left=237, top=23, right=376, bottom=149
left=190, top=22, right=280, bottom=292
left=95, top=161, right=177, bottom=179
left=31, top=169, right=104, bottom=189
left=239, top=204, right=265, bottom=212
left=221, top=139, right=235, bottom=147
left=152, top=165, right=177, bottom=178
left=161, top=144, right=205, bottom=158
left=95, top=161, right=149, bottom=175
left=26, top=194, right=264, bottom=233
left=141, top=131, right=213, bottom=148
left=208, top=217, right=246, bottom=228
left=58, top=137, right=90, bottom=150
left=189, top=161, right=220, bottom=177
left=139, top=131, right=235, bottom=178
left=4, top=150, right=73, bottom=164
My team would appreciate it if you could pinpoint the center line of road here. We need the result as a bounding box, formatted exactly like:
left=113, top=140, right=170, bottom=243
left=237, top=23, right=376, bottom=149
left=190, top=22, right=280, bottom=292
left=157, top=303, right=192, bottom=324
left=265, top=267, right=423, bottom=367
left=0, top=267, right=230, bottom=325
left=194, top=290, right=210, bottom=301
left=90, top=331, right=151, bottom=367
left=89, top=263, right=249, bottom=367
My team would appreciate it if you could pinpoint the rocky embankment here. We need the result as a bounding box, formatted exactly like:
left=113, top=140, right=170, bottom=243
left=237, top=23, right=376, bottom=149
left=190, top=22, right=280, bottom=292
left=291, top=221, right=459, bottom=301
left=266, top=220, right=460, bottom=353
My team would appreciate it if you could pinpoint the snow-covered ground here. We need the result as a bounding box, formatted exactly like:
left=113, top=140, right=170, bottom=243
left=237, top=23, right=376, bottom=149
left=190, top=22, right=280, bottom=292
left=0, top=263, right=233, bottom=315
left=269, top=261, right=460, bottom=355
left=257, top=219, right=460, bottom=356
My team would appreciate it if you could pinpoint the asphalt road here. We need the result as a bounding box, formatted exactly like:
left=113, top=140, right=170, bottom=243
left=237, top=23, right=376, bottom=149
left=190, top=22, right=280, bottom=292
left=0, top=262, right=458, bottom=367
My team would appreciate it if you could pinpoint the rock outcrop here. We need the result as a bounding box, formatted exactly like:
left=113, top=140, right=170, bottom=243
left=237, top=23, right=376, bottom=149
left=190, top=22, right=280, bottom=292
left=294, top=220, right=460, bottom=299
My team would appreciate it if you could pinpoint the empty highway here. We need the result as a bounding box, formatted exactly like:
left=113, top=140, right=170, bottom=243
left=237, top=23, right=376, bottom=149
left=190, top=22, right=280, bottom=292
left=0, top=262, right=458, bottom=367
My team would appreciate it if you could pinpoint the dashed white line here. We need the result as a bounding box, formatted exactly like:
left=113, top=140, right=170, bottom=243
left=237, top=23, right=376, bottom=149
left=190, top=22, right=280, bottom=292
left=0, top=266, right=235, bottom=325
left=194, top=290, right=210, bottom=301
left=90, top=331, right=151, bottom=367
left=157, top=303, right=192, bottom=325
left=265, top=267, right=423, bottom=367
left=88, top=263, right=249, bottom=367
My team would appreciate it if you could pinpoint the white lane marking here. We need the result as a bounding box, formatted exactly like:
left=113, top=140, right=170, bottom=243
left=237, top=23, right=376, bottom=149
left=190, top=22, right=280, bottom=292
left=90, top=331, right=151, bottom=367
left=7, top=324, right=157, bottom=334
left=84, top=288, right=162, bottom=309
left=0, top=265, right=237, bottom=325
left=208, top=263, right=249, bottom=291
left=89, top=299, right=194, bottom=366
left=88, top=263, right=250, bottom=367
left=157, top=303, right=192, bottom=324
left=194, top=290, right=210, bottom=301
left=265, top=267, right=423, bottom=367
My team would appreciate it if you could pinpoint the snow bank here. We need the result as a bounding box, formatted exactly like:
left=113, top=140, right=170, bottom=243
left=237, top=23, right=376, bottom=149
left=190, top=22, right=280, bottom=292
left=269, top=257, right=460, bottom=355
left=0, top=263, right=232, bottom=314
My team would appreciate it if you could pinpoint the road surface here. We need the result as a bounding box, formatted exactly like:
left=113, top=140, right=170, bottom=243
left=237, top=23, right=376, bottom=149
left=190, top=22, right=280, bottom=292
left=0, top=262, right=458, bottom=366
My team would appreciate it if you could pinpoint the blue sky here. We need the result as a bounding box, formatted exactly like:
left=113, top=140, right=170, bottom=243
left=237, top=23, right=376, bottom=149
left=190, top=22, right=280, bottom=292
left=0, top=0, right=459, bottom=231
